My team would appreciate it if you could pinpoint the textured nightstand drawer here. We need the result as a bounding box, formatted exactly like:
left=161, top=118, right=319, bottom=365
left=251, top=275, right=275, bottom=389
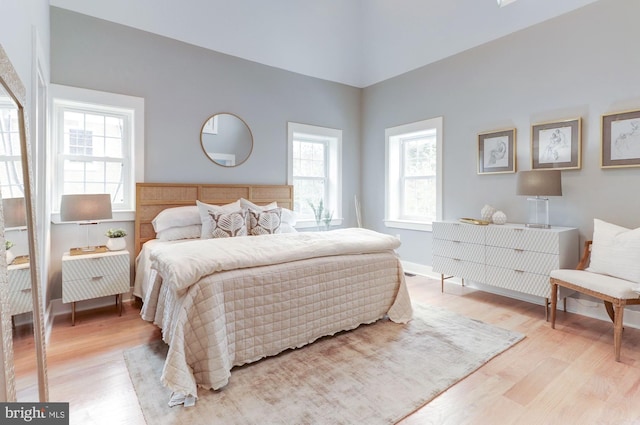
left=485, top=266, right=550, bottom=298
left=486, top=226, right=559, bottom=253
left=62, top=272, right=129, bottom=303
left=433, top=222, right=485, bottom=244
left=9, top=266, right=31, bottom=291
left=9, top=288, right=33, bottom=315
left=486, top=246, right=559, bottom=274
left=433, top=239, right=485, bottom=262
left=62, top=252, right=129, bottom=280
left=433, top=256, right=485, bottom=282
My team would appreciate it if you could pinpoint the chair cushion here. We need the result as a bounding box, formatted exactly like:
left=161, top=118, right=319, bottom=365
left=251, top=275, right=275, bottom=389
left=551, top=269, right=640, bottom=300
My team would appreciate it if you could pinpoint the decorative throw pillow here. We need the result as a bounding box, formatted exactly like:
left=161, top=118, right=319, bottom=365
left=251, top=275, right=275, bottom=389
left=248, top=208, right=282, bottom=235
left=239, top=198, right=277, bottom=211
left=196, top=200, right=241, bottom=239
left=206, top=209, right=248, bottom=238
left=587, top=218, right=640, bottom=283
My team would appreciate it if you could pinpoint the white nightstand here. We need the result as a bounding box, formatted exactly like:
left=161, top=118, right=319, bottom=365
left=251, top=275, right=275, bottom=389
left=8, top=261, right=32, bottom=316
left=62, top=249, right=130, bottom=325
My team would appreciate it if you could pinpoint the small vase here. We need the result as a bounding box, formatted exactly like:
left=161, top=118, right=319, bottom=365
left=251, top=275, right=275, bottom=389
left=106, top=237, right=126, bottom=251
left=6, top=249, right=15, bottom=265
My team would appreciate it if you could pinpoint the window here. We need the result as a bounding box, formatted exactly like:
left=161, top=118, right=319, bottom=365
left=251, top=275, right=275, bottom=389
left=287, top=122, right=342, bottom=228
left=51, top=85, right=144, bottom=221
left=385, top=117, right=443, bottom=231
left=0, top=98, right=24, bottom=198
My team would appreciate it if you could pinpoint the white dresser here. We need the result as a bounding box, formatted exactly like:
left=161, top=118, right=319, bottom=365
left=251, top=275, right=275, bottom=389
left=62, top=250, right=130, bottom=325
left=433, top=221, right=579, bottom=313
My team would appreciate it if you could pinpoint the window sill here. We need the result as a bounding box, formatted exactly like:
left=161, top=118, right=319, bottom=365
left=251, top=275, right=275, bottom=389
left=384, top=220, right=432, bottom=232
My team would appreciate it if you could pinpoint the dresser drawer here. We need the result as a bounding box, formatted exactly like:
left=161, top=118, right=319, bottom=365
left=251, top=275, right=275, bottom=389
left=9, top=267, right=31, bottom=291
left=62, top=272, right=130, bottom=303
left=62, top=253, right=129, bottom=280
left=433, top=239, right=485, bottom=263
left=433, top=222, right=485, bottom=244
left=433, top=256, right=485, bottom=282
left=486, top=246, right=559, bottom=274
left=485, top=266, right=551, bottom=298
left=486, top=226, right=559, bottom=253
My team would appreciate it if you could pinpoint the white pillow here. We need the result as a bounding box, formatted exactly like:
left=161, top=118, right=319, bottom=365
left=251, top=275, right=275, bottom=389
left=239, top=198, right=277, bottom=211
left=279, top=223, right=298, bottom=233
left=152, top=206, right=200, bottom=233
left=280, top=207, right=297, bottom=227
left=156, top=224, right=202, bottom=241
left=196, top=200, right=242, bottom=238
left=587, top=219, right=640, bottom=283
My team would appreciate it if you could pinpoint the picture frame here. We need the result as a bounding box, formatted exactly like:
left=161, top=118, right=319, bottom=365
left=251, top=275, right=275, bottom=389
left=601, top=109, right=640, bottom=168
left=202, top=115, right=218, bottom=134
left=531, top=118, right=581, bottom=170
left=477, top=128, right=516, bottom=174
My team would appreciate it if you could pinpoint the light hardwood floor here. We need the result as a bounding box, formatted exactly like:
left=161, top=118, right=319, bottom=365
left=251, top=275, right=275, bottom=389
left=12, top=275, right=640, bottom=424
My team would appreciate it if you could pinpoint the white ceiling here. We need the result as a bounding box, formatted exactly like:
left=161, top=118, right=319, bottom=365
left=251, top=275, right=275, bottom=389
left=50, top=0, right=600, bottom=88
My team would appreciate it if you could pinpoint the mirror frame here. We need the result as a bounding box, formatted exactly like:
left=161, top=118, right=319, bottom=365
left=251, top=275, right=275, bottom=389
left=200, top=112, right=254, bottom=167
left=0, top=44, right=48, bottom=401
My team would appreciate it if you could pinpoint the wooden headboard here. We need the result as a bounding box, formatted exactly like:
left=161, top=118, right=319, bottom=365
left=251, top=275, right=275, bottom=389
left=135, top=183, right=294, bottom=256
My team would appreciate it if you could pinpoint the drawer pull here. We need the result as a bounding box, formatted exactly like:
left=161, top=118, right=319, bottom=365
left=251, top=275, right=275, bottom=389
left=514, top=249, right=524, bottom=253
left=20, top=288, right=31, bottom=293
left=92, top=276, right=104, bottom=281
left=514, top=269, right=525, bottom=273
left=513, top=228, right=524, bottom=232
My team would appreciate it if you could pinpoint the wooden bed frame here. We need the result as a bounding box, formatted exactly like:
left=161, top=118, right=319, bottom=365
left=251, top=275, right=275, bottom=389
left=134, top=183, right=294, bottom=257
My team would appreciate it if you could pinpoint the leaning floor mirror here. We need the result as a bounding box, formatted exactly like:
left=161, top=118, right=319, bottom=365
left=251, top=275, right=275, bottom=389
left=0, top=44, right=48, bottom=401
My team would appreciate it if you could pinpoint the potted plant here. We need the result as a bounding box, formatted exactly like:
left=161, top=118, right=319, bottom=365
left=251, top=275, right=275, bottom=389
left=5, top=240, right=14, bottom=264
left=105, top=228, right=127, bottom=251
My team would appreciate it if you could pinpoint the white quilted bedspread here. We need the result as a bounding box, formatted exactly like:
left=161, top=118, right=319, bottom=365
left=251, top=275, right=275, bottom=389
left=143, top=229, right=413, bottom=400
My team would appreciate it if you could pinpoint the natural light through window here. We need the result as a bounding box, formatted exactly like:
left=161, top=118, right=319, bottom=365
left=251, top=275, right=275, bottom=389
left=385, top=117, right=442, bottom=231
left=288, top=122, right=342, bottom=228
left=51, top=85, right=144, bottom=220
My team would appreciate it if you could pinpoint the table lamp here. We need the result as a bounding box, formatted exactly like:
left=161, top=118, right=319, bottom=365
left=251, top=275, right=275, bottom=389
left=516, top=170, right=562, bottom=228
left=60, top=194, right=112, bottom=251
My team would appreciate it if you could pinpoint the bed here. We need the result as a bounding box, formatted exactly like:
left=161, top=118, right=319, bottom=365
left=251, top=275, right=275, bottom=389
left=134, top=183, right=413, bottom=403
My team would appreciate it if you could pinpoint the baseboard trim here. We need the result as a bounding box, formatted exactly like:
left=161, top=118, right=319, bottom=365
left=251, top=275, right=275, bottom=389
left=400, top=260, right=640, bottom=330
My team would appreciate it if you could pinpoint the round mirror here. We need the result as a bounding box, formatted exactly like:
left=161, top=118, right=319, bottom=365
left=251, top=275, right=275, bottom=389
left=200, top=113, right=253, bottom=167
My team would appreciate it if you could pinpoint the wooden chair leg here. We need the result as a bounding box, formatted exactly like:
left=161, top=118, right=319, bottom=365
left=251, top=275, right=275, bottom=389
left=550, top=283, right=558, bottom=328
left=613, top=302, right=625, bottom=362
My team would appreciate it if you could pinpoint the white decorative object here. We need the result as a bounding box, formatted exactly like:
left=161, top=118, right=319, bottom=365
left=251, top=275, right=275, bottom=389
left=106, top=237, right=126, bottom=251
left=492, top=211, right=507, bottom=225
left=481, top=204, right=496, bottom=222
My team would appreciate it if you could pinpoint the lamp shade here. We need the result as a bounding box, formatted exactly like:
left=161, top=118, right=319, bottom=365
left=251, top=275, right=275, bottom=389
left=2, top=197, right=26, bottom=228
left=60, top=194, right=113, bottom=222
left=516, top=170, right=562, bottom=197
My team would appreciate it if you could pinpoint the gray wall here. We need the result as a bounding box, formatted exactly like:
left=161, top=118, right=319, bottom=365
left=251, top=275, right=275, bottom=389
left=362, top=0, right=640, bottom=265
left=49, top=7, right=362, bottom=298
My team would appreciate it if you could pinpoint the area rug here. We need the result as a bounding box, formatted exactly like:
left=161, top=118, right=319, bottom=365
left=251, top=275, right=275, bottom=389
left=124, top=303, right=524, bottom=425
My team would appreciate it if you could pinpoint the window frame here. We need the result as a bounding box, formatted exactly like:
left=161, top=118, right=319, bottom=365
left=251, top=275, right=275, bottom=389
left=287, top=122, right=342, bottom=229
left=384, top=117, right=443, bottom=232
left=50, top=84, right=144, bottom=223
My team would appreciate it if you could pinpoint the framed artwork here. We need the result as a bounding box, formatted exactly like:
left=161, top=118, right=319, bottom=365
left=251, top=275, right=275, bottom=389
left=531, top=118, right=581, bottom=170
left=477, top=128, right=516, bottom=174
left=601, top=109, right=640, bottom=168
